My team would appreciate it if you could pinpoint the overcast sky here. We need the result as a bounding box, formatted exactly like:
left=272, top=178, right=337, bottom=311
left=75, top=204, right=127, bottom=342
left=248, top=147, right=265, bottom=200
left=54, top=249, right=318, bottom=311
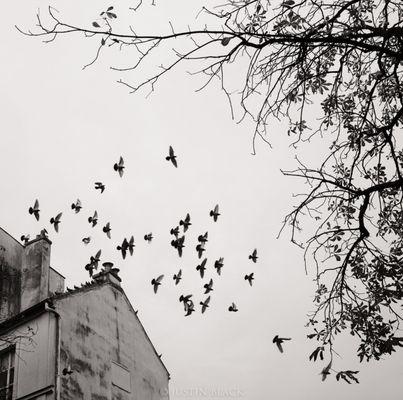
left=1, top=1, right=402, bottom=399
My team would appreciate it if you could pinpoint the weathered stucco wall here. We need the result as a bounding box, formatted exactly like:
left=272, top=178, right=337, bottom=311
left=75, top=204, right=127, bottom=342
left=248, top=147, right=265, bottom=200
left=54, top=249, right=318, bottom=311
left=55, top=283, right=169, bottom=400
left=49, top=267, right=65, bottom=295
left=0, top=311, right=56, bottom=400
left=0, top=228, right=22, bottom=322
left=21, top=237, right=52, bottom=312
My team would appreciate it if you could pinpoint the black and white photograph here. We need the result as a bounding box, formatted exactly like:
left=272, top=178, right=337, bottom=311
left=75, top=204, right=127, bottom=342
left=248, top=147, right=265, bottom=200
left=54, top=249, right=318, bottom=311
left=1, top=1, right=403, bottom=399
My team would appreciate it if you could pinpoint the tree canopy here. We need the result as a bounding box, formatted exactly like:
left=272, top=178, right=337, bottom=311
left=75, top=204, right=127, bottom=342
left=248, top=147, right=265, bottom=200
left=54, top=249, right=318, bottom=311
left=22, top=0, right=403, bottom=382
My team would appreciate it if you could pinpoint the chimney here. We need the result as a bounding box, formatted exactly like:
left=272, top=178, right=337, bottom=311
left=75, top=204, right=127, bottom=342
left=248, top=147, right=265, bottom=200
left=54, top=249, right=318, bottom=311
left=20, top=231, right=52, bottom=311
left=93, top=262, right=121, bottom=286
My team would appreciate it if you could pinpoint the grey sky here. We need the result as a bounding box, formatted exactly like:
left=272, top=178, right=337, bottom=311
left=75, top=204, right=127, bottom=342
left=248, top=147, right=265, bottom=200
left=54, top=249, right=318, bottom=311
left=1, top=1, right=402, bottom=399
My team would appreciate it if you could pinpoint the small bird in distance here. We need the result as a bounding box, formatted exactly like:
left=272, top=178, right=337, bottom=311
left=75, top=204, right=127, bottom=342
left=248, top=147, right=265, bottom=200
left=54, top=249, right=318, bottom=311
left=228, top=302, right=238, bottom=312
left=272, top=335, right=291, bottom=353
left=209, top=204, right=220, bottom=222
left=71, top=199, right=82, bottom=213
left=200, top=296, right=211, bottom=314
left=113, top=156, right=125, bottom=177
left=21, top=234, right=30, bottom=245
left=94, top=182, right=105, bottom=193
left=82, top=236, right=91, bottom=245
left=144, top=233, right=153, bottom=243
left=103, top=222, right=112, bottom=239
left=151, top=275, right=164, bottom=293
left=88, top=211, right=98, bottom=227
left=29, top=199, right=40, bottom=221
left=173, top=269, right=182, bottom=285
left=166, top=146, right=177, bottom=168
left=50, top=213, right=63, bottom=233
left=244, top=272, right=254, bottom=286
left=179, top=213, right=191, bottom=232
left=249, top=248, right=258, bottom=263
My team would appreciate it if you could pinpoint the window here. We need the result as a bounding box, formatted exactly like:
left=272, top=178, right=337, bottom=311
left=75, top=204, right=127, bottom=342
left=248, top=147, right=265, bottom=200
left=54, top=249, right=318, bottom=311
left=0, top=347, right=14, bottom=400
left=111, top=361, right=131, bottom=392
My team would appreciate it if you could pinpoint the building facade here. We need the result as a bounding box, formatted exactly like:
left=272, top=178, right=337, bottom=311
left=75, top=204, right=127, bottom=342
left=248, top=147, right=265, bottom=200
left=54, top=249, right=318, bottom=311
left=0, top=228, right=169, bottom=400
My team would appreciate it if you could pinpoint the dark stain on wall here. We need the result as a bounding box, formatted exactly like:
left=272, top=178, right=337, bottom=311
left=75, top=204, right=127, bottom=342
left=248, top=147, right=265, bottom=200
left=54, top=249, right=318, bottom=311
left=75, top=320, right=94, bottom=338
left=91, top=394, right=108, bottom=400
left=0, top=262, right=21, bottom=321
left=63, top=377, right=84, bottom=399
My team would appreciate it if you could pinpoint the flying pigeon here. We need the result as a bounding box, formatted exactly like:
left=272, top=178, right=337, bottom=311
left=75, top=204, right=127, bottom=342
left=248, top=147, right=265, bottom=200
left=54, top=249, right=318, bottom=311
left=113, top=156, right=125, bottom=177
left=249, top=248, right=258, bottom=263
left=200, top=296, right=211, bottom=314
left=173, top=235, right=185, bottom=257
left=196, top=243, right=206, bottom=259
left=166, top=146, right=177, bottom=168
left=209, top=204, right=220, bottom=222
left=203, top=278, right=213, bottom=294
left=228, top=302, right=238, bottom=312
left=50, top=213, right=63, bottom=233
left=29, top=199, right=40, bottom=221
left=88, top=211, right=98, bottom=227
left=179, top=213, right=191, bottom=232
left=117, top=238, right=129, bottom=259
left=179, top=294, right=193, bottom=304
left=214, top=257, right=224, bottom=275
left=272, top=335, right=291, bottom=353
left=320, top=361, right=332, bottom=381
left=244, top=272, right=254, bottom=286
left=21, top=234, right=30, bottom=245
left=90, top=249, right=102, bottom=269
left=144, top=233, right=153, bottom=243
left=198, top=232, right=208, bottom=243
left=170, top=226, right=180, bottom=238
left=173, top=269, right=182, bottom=285
left=94, top=182, right=105, bottom=193
left=82, top=236, right=91, bottom=245
left=184, top=300, right=195, bottom=316
left=151, top=275, right=164, bottom=293
left=196, top=258, right=207, bottom=279
left=71, top=199, right=82, bottom=213
left=128, top=236, right=135, bottom=256
left=103, top=222, right=111, bottom=239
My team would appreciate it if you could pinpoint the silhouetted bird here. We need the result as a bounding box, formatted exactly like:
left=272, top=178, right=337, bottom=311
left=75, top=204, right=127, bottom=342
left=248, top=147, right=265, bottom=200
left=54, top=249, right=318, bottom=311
left=196, top=258, right=207, bottom=278
left=196, top=243, right=205, bottom=259
left=117, top=238, right=129, bottom=259
left=214, top=257, right=224, bottom=275
left=103, top=222, right=111, bottom=239
left=203, top=278, right=213, bottom=294
left=198, top=232, right=208, bottom=243
left=179, top=213, right=191, bottom=232
left=176, top=235, right=185, bottom=257
left=244, top=272, right=254, bottom=286
left=184, top=300, right=195, bottom=316
left=29, top=199, right=40, bottom=221
left=200, top=296, right=211, bottom=314
left=209, top=204, right=220, bottom=221
left=50, top=213, right=63, bottom=233
left=88, top=211, right=98, bottom=227
left=272, top=335, right=291, bottom=353
left=249, top=248, right=258, bottom=263
left=62, top=365, right=74, bottom=376
left=170, top=226, right=179, bottom=238
left=21, top=235, right=30, bottom=245
left=173, top=269, right=182, bottom=285
left=71, top=199, right=82, bottom=213
left=151, top=275, right=164, bottom=293
left=228, top=302, right=238, bottom=312
left=128, top=236, right=135, bottom=256
left=166, top=146, right=177, bottom=168
left=90, top=249, right=102, bottom=269
left=94, top=182, right=105, bottom=193
left=179, top=294, right=193, bottom=304
left=82, top=236, right=91, bottom=245
left=144, top=233, right=153, bottom=243
left=113, top=156, right=125, bottom=177
left=320, top=361, right=332, bottom=381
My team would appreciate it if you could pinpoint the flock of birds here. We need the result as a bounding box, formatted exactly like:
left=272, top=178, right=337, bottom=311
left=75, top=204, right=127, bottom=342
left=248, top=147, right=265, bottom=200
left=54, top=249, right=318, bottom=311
left=24, top=148, right=292, bottom=354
